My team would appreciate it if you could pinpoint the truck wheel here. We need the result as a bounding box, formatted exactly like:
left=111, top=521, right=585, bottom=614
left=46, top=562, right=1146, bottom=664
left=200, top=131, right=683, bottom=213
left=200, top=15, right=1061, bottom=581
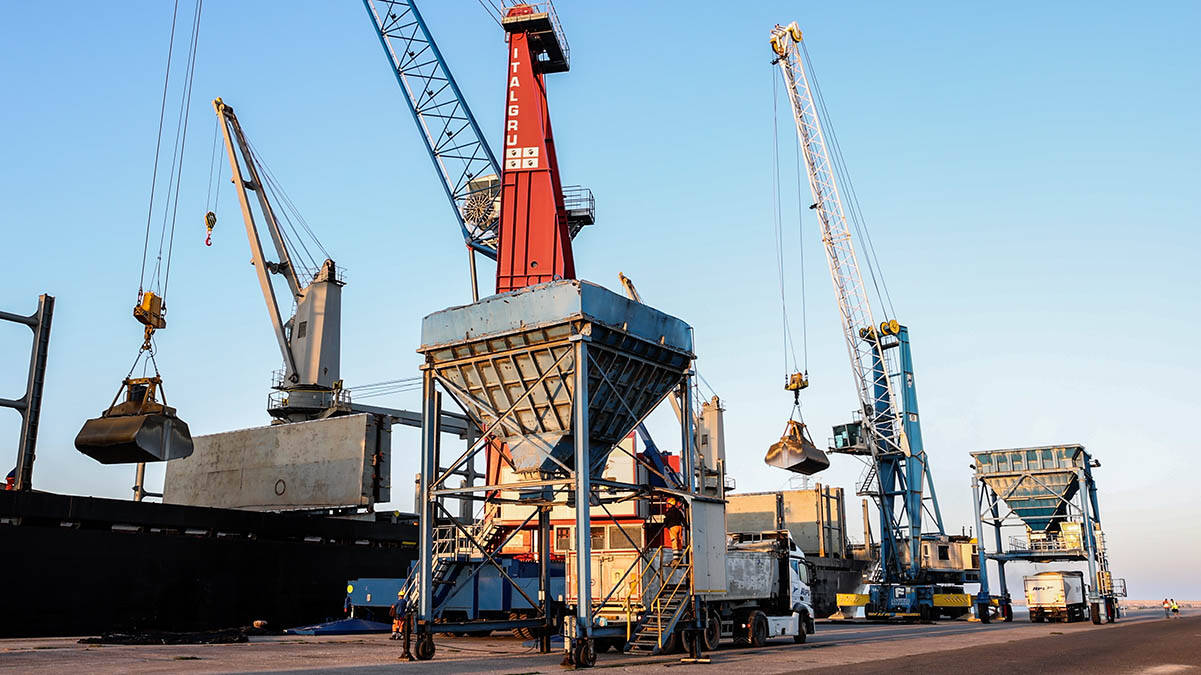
left=793, top=613, right=808, bottom=644
left=703, top=611, right=721, bottom=651
left=748, top=611, right=768, bottom=648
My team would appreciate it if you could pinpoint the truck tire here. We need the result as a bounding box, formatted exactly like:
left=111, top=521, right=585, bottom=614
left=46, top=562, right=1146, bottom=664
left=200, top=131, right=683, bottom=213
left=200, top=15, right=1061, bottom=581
left=793, top=612, right=808, bottom=644
left=703, top=610, right=721, bottom=651
left=748, top=611, right=768, bottom=648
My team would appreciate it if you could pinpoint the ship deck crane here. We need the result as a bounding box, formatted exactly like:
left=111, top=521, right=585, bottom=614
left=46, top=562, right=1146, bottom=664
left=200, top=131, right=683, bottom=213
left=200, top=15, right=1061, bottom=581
left=213, top=98, right=347, bottom=423
left=771, top=23, right=960, bottom=619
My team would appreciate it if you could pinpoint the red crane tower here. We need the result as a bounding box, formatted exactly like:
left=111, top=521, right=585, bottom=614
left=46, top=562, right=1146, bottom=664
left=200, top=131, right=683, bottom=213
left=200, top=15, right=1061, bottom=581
left=495, top=4, right=575, bottom=293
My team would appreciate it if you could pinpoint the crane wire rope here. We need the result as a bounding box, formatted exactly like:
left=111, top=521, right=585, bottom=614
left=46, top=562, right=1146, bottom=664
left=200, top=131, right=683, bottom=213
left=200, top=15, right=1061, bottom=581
left=129, top=0, right=203, bottom=379
left=794, top=110, right=809, bottom=371
left=138, top=0, right=184, bottom=296
left=245, top=138, right=332, bottom=281
left=771, top=69, right=801, bottom=380
left=204, top=115, right=224, bottom=243
left=475, top=0, right=502, bottom=26
left=772, top=69, right=809, bottom=389
left=799, top=41, right=896, bottom=320
left=154, top=0, right=204, bottom=300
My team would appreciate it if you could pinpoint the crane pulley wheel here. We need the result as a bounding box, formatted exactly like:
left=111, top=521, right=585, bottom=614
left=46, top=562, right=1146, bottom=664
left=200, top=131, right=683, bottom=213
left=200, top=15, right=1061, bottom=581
left=205, top=210, right=217, bottom=246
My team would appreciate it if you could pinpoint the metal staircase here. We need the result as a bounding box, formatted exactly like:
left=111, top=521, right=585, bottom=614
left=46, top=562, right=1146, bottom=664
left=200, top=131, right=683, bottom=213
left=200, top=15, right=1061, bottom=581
left=625, top=546, right=693, bottom=655
left=399, top=526, right=467, bottom=619
left=857, top=462, right=878, bottom=496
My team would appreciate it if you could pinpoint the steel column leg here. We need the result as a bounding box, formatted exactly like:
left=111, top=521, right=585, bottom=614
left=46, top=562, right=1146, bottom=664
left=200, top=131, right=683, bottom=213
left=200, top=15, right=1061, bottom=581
left=570, top=339, right=592, bottom=655
left=987, top=496, right=1008, bottom=600
left=678, top=376, right=694, bottom=494
left=419, top=374, right=441, bottom=623
left=971, top=477, right=991, bottom=621
left=539, top=505, right=552, bottom=653
left=1077, top=469, right=1103, bottom=620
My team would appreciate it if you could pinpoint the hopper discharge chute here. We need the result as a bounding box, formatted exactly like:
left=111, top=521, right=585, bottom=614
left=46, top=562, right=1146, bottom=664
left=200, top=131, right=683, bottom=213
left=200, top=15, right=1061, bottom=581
left=765, top=419, right=829, bottom=475
left=75, top=377, right=194, bottom=464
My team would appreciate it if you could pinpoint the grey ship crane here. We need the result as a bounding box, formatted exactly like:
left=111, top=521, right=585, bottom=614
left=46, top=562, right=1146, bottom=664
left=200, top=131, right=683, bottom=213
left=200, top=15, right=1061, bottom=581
left=213, top=98, right=346, bottom=423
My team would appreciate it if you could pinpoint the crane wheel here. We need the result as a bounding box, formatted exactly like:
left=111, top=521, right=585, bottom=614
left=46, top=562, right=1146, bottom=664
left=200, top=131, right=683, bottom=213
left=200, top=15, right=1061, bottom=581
left=415, top=633, right=435, bottom=661
left=572, top=638, right=596, bottom=667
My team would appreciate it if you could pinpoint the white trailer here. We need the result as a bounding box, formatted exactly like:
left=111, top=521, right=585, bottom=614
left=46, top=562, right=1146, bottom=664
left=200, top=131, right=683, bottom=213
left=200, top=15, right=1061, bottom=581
left=1025, top=571, right=1088, bottom=622
left=696, top=530, right=817, bottom=649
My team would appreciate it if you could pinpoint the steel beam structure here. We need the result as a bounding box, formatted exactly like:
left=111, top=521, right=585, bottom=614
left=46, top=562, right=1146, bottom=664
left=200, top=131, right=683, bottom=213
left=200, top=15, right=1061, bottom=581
left=971, top=445, right=1121, bottom=624
left=1, top=294, right=54, bottom=491
left=364, top=0, right=503, bottom=261
left=412, top=280, right=697, bottom=665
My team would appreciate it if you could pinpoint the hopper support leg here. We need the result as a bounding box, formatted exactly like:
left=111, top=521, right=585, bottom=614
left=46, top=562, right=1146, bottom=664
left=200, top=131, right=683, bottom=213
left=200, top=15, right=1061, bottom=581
left=418, top=374, right=441, bottom=623
left=568, top=338, right=594, bottom=664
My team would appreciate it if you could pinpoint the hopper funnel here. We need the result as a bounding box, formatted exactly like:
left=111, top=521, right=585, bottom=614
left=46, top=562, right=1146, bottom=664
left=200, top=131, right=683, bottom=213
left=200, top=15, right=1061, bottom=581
left=972, top=445, right=1088, bottom=533
left=419, top=280, right=693, bottom=476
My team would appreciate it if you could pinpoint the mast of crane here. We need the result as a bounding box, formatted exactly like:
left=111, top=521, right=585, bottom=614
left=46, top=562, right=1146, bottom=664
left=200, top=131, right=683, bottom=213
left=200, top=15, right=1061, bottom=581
left=771, top=23, right=944, bottom=585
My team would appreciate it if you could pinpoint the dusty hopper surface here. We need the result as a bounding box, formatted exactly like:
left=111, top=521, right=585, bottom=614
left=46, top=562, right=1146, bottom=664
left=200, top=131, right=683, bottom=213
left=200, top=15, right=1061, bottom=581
left=419, top=280, right=693, bottom=476
left=971, top=444, right=1091, bottom=532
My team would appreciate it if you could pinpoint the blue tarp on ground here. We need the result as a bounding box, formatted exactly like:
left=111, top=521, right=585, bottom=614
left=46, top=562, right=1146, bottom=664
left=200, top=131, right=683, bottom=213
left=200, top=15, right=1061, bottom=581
left=285, top=617, right=392, bottom=635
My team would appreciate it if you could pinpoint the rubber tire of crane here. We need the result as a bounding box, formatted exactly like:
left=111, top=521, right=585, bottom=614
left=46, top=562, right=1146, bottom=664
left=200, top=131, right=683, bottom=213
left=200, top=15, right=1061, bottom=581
left=748, top=611, right=768, bottom=648
left=978, top=604, right=991, bottom=624
left=415, top=633, right=436, bottom=661
left=1090, top=603, right=1102, bottom=625
left=793, top=612, right=808, bottom=644
left=703, top=610, right=721, bottom=651
left=572, top=638, right=596, bottom=668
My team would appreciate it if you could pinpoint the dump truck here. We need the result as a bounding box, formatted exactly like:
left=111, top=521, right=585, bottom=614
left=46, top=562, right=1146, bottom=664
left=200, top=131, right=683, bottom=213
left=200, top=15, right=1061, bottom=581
left=1025, top=571, right=1088, bottom=622
left=700, top=530, right=818, bottom=648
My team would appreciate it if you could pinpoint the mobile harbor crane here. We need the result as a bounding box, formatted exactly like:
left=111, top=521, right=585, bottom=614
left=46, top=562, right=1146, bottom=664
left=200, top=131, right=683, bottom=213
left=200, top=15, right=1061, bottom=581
left=771, top=23, right=969, bottom=620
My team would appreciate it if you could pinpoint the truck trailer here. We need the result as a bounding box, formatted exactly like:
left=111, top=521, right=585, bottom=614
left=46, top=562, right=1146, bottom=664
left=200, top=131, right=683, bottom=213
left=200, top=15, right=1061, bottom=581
left=1024, top=571, right=1088, bottom=622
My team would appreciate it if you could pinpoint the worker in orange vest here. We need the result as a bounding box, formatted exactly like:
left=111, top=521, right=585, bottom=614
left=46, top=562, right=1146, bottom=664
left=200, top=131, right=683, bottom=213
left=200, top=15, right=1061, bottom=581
left=390, top=590, right=405, bottom=639
left=663, top=497, right=687, bottom=551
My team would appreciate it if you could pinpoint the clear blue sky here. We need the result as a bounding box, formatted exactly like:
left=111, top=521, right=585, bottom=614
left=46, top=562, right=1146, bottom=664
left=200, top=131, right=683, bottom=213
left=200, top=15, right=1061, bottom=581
left=2, top=2, right=1198, bottom=600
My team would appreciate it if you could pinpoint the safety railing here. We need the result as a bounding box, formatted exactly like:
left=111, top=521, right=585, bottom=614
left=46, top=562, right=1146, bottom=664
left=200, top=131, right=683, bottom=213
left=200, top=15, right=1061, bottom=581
left=638, top=544, right=693, bottom=650
left=1008, top=535, right=1083, bottom=554
left=502, top=0, right=569, bottom=67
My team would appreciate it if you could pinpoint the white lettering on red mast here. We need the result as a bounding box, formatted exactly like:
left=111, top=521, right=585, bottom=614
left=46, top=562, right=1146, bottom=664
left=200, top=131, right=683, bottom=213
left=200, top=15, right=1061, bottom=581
left=504, top=41, right=539, bottom=170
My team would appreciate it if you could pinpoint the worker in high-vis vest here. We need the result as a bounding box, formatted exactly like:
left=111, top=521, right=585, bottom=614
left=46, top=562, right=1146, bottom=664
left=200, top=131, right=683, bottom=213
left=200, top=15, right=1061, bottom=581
left=663, top=497, right=687, bottom=550
left=390, top=591, right=405, bottom=639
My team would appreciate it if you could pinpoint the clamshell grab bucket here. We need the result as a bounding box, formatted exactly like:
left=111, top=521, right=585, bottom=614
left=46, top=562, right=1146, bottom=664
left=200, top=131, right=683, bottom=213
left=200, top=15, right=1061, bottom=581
left=75, top=377, right=194, bottom=464
left=765, top=419, right=830, bottom=475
